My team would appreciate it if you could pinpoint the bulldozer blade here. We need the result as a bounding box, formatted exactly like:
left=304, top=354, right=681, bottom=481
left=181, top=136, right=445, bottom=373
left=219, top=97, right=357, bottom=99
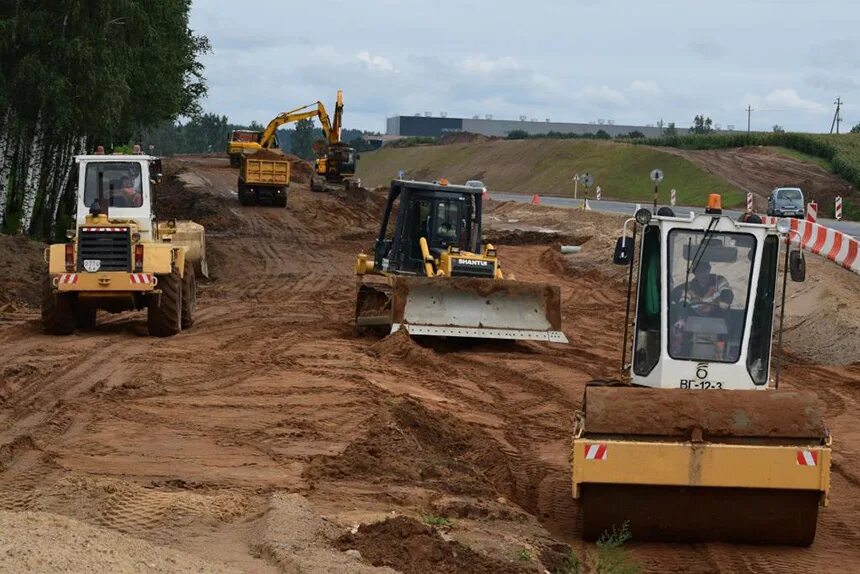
left=390, top=276, right=568, bottom=343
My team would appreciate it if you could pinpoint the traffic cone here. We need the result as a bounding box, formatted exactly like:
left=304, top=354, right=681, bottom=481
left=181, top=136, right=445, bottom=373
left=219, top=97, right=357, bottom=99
left=531, top=194, right=541, bottom=205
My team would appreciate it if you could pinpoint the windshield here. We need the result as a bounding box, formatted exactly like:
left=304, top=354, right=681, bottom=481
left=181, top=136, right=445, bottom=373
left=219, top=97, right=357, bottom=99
left=777, top=189, right=802, bottom=201
left=84, top=162, right=143, bottom=208
left=668, top=230, right=756, bottom=363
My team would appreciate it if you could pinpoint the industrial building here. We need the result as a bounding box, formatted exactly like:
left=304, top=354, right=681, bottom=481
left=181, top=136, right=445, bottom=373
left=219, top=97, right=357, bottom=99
left=386, top=115, right=716, bottom=139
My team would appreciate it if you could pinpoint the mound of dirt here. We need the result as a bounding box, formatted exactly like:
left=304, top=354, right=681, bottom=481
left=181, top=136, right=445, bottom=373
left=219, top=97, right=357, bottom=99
left=336, top=516, right=536, bottom=574
left=0, top=510, right=242, bottom=573
left=157, top=168, right=233, bottom=232
left=439, top=132, right=497, bottom=146
left=0, top=234, right=45, bottom=308
left=305, top=396, right=512, bottom=497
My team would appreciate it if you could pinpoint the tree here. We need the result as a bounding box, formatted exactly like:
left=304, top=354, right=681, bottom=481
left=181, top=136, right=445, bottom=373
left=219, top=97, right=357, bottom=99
left=664, top=122, right=678, bottom=137
left=625, top=130, right=646, bottom=139
left=506, top=129, right=529, bottom=140
left=772, top=124, right=785, bottom=133
left=690, top=115, right=714, bottom=135
left=594, top=129, right=611, bottom=139
left=851, top=122, right=860, bottom=134
left=291, top=119, right=315, bottom=159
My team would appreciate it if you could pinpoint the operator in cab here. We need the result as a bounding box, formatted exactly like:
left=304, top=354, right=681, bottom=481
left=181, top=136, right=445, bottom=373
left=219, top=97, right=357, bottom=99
left=114, top=176, right=142, bottom=207
left=670, top=261, right=734, bottom=359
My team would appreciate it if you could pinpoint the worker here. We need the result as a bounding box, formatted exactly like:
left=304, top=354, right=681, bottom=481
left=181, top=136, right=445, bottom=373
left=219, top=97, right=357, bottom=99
left=115, top=176, right=142, bottom=207
left=670, top=261, right=734, bottom=358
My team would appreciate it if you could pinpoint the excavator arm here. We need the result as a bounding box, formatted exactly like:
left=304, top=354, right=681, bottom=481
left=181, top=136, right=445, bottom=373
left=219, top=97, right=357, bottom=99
left=259, top=102, right=333, bottom=148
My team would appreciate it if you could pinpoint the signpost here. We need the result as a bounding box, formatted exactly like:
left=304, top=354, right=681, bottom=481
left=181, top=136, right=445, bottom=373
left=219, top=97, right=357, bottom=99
left=835, top=196, right=843, bottom=220
left=580, top=172, right=594, bottom=210
left=670, top=188, right=676, bottom=207
left=650, top=169, right=664, bottom=209
left=746, top=192, right=754, bottom=212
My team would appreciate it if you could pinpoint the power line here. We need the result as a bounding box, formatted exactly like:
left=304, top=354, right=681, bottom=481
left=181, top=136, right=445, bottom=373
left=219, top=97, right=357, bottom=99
left=830, top=97, right=843, bottom=134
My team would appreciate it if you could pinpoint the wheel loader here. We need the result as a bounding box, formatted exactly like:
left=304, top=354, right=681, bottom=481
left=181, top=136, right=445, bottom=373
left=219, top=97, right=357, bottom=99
left=355, top=179, right=567, bottom=342
left=43, top=147, right=207, bottom=337
left=571, top=196, right=830, bottom=545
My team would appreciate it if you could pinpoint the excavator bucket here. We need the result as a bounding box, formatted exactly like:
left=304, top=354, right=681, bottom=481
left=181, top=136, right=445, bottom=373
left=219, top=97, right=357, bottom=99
left=357, top=276, right=567, bottom=342
left=158, top=220, right=208, bottom=278
left=572, top=385, right=831, bottom=545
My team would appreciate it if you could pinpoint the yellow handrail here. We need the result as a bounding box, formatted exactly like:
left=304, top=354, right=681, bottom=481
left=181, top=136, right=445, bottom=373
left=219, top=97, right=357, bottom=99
left=419, top=237, right=436, bottom=277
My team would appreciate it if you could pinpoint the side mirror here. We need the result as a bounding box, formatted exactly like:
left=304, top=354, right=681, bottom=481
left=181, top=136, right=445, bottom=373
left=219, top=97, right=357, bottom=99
left=356, top=153, right=362, bottom=160
left=789, top=250, right=806, bottom=282
left=613, top=236, right=633, bottom=265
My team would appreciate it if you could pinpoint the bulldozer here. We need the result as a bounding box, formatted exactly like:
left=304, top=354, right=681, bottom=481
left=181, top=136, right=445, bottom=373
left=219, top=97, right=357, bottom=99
left=43, top=147, right=207, bottom=337
left=571, top=197, right=830, bottom=545
left=354, top=179, right=567, bottom=342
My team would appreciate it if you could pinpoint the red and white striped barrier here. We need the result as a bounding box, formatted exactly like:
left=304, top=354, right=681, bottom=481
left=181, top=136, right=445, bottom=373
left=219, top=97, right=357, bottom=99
left=596, top=186, right=602, bottom=201
left=81, top=227, right=128, bottom=232
left=746, top=192, right=754, bottom=212
left=762, top=216, right=860, bottom=275
left=58, top=273, right=78, bottom=284
left=129, top=273, right=152, bottom=284
left=806, top=202, right=818, bottom=223
left=670, top=188, right=676, bottom=207
left=835, top=196, right=843, bottom=221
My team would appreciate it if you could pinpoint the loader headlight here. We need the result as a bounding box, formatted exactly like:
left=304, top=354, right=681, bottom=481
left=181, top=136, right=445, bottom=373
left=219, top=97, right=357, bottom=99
left=635, top=208, right=652, bottom=226
left=65, top=229, right=75, bottom=239
left=486, top=248, right=497, bottom=257
left=450, top=246, right=460, bottom=254
left=132, top=232, right=141, bottom=242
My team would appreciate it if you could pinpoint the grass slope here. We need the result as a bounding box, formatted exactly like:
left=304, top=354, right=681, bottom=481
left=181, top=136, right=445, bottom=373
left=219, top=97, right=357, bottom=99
left=358, top=139, right=744, bottom=207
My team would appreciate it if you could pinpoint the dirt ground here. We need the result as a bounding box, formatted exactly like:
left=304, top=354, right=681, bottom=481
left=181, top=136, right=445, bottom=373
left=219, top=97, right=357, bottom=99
left=1, top=155, right=859, bottom=573
left=660, top=146, right=856, bottom=213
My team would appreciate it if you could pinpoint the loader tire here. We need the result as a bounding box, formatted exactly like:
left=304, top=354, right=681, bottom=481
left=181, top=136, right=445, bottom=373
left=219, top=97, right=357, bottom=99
left=181, top=260, right=196, bottom=329
left=42, top=277, right=76, bottom=335
left=75, top=305, right=97, bottom=330
left=148, top=265, right=182, bottom=337
left=273, top=192, right=287, bottom=208
left=237, top=179, right=255, bottom=206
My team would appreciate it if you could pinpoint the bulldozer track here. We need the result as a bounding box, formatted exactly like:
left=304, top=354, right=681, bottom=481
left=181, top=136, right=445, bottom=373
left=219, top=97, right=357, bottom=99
left=2, top=156, right=860, bottom=572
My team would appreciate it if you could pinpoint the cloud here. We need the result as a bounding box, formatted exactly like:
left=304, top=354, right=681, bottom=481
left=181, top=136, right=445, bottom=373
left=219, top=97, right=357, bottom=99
left=356, top=51, right=395, bottom=73
left=576, top=85, right=627, bottom=108
left=805, top=73, right=858, bottom=93
left=628, top=80, right=661, bottom=97
left=763, top=89, right=829, bottom=114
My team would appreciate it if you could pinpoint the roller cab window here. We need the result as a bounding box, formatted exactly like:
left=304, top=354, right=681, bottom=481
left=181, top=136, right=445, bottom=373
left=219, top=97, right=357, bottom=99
left=667, top=230, right=756, bottom=363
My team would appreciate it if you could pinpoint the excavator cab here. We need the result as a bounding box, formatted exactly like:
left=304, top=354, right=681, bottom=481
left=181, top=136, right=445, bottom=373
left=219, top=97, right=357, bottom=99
left=354, top=179, right=567, bottom=342
left=572, top=202, right=831, bottom=545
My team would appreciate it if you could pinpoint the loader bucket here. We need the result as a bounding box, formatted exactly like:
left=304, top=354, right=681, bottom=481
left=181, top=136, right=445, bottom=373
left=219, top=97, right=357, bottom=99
left=390, top=276, right=568, bottom=342
left=159, top=220, right=208, bottom=278
left=572, top=385, right=831, bottom=545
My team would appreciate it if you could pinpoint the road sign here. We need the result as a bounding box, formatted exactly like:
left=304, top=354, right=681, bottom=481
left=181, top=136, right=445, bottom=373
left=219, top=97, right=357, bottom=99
left=580, top=172, right=594, bottom=187
left=650, top=169, right=664, bottom=183
left=398, top=170, right=405, bottom=179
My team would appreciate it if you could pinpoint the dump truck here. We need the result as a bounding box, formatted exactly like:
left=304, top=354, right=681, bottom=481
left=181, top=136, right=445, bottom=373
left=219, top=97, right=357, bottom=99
left=571, top=197, right=830, bottom=545
left=43, top=147, right=207, bottom=337
left=355, top=179, right=567, bottom=342
left=237, top=150, right=290, bottom=207
left=227, top=130, right=264, bottom=168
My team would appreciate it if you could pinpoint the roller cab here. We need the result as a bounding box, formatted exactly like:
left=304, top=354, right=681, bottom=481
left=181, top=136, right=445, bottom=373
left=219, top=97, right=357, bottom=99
left=572, top=204, right=830, bottom=545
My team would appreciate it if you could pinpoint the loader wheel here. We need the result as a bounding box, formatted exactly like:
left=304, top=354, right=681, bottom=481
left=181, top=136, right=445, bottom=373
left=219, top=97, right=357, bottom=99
left=41, top=277, right=76, bottom=335
left=75, top=305, right=97, bottom=330
left=147, top=265, right=182, bottom=337
left=273, top=191, right=287, bottom=208
left=181, top=260, right=196, bottom=329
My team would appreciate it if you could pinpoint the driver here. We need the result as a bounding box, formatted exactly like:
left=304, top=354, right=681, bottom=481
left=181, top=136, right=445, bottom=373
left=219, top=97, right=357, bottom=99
left=114, top=176, right=142, bottom=207
left=673, top=260, right=733, bottom=316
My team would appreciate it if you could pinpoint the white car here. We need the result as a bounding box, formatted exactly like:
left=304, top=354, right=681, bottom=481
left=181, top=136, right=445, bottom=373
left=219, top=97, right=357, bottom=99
left=465, top=180, right=487, bottom=193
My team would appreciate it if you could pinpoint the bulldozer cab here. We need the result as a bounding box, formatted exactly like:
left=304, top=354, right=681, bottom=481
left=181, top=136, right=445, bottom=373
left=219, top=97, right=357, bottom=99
left=373, top=180, right=481, bottom=275
left=623, top=208, right=784, bottom=390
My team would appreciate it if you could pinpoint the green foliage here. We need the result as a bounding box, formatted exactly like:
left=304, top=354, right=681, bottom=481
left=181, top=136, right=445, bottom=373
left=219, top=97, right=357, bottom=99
left=422, top=515, right=452, bottom=527
left=507, top=129, right=529, bottom=140
left=690, top=115, right=714, bottom=135
left=589, top=522, right=640, bottom=574
left=553, top=550, right=581, bottom=574
left=388, top=136, right=439, bottom=148
left=851, top=122, right=860, bottom=134
left=773, top=124, right=785, bottom=133
left=664, top=122, right=677, bottom=137
left=291, top=118, right=315, bottom=160
left=516, top=548, right=532, bottom=561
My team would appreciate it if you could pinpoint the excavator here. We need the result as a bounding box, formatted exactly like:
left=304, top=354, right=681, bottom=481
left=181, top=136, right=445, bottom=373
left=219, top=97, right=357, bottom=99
left=226, top=91, right=358, bottom=192
left=310, top=90, right=358, bottom=192
left=354, top=179, right=567, bottom=342
left=571, top=196, right=831, bottom=545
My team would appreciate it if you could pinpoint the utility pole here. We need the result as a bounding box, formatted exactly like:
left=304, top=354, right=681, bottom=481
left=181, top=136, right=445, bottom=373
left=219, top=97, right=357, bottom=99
left=830, top=97, right=843, bottom=134
left=746, top=105, right=753, bottom=132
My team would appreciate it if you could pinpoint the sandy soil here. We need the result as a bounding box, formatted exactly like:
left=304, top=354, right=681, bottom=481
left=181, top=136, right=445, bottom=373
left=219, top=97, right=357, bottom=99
left=0, top=155, right=859, bottom=573
left=660, top=146, right=856, bottom=212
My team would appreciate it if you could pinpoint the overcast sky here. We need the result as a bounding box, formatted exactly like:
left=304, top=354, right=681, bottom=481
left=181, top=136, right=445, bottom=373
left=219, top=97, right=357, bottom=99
left=190, top=0, right=859, bottom=133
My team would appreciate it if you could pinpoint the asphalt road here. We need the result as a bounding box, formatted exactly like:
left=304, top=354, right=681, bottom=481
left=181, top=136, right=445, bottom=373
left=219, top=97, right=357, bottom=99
left=490, top=192, right=860, bottom=238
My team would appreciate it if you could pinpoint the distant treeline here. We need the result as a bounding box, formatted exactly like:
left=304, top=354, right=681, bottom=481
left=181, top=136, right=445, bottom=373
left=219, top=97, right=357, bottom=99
left=0, top=2, right=209, bottom=238
left=141, top=114, right=382, bottom=160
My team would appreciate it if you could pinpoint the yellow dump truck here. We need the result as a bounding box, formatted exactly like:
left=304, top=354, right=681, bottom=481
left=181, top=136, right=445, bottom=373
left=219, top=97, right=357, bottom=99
left=237, top=150, right=290, bottom=207
left=43, top=149, right=207, bottom=337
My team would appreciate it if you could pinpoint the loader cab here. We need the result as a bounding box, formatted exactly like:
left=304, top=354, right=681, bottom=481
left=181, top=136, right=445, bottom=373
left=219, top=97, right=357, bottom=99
left=373, top=179, right=482, bottom=274
left=74, top=153, right=159, bottom=240
left=618, top=205, right=789, bottom=390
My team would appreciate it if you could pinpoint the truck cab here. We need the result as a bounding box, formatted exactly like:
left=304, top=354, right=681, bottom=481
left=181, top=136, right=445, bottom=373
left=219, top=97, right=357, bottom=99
left=767, top=187, right=805, bottom=218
